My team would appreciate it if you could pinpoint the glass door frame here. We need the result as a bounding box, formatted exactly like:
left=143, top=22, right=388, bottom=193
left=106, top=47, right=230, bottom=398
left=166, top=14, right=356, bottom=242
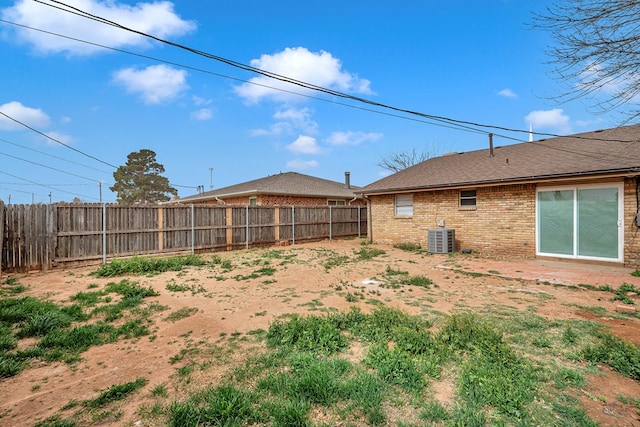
left=536, top=182, right=624, bottom=262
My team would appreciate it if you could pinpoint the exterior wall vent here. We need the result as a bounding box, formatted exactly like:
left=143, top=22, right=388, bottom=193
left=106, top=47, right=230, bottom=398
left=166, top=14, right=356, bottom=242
left=428, top=228, right=455, bottom=254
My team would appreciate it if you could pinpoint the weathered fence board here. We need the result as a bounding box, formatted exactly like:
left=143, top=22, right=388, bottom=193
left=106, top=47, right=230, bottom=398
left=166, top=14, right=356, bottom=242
left=1, top=204, right=367, bottom=273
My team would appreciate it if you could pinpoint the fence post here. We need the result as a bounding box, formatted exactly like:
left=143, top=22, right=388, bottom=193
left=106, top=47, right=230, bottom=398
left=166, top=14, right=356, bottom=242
left=329, top=206, right=332, bottom=240
left=245, top=205, right=249, bottom=249
left=157, top=207, right=164, bottom=252
left=102, top=203, right=107, bottom=264
left=357, top=206, right=361, bottom=237
left=191, top=204, right=195, bottom=255
left=291, top=206, right=295, bottom=245
left=274, top=207, right=280, bottom=242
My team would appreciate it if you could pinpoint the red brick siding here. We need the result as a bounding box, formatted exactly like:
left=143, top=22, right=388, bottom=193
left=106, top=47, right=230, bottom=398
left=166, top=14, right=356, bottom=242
left=184, top=195, right=365, bottom=206
left=222, top=195, right=365, bottom=206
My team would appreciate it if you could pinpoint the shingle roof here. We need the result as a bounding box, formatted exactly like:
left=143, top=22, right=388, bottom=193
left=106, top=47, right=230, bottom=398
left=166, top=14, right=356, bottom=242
left=361, top=125, right=640, bottom=195
left=178, top=172, right=360, bottom=202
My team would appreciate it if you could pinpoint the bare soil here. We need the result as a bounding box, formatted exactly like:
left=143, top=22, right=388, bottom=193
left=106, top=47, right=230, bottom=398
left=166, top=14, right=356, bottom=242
left=1, top=239, right=639, bottom=426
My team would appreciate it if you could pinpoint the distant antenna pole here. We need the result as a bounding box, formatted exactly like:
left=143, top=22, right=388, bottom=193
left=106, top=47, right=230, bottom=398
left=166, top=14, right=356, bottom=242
left=209, top=167, right=213, bottom=190
left=99, top=182, right=103, bottom=203
left=49, top=192, right=52, bottom=204
left=529, top=123, right=533, bottom=142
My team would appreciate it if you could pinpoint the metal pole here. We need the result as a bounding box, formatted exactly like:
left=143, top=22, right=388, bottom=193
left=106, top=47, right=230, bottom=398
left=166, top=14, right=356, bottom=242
left=357, top=206, right=361, bottom=237
left=191, top=204, right=195, bottom=254
left=291, top=206, right=295, bottom=245
left=102, top=203, right=107, bottom=264
left=329, top=206, right=332, bottom=240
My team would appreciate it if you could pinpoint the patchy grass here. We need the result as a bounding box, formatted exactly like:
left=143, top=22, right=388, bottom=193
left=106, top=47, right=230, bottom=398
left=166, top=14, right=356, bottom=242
left=0, top=279, right=157, bottom=378
left=91, top=255, right=206, bottom=277
left=147, top=306, right=639, bottom=426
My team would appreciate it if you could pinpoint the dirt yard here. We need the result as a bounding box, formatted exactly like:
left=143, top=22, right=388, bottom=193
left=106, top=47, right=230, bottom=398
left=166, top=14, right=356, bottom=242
left=1, top=239, right=640, bottom=426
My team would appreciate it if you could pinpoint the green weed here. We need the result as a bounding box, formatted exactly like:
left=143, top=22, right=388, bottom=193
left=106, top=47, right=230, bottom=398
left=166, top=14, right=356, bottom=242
left=92, top=255, right=205, bottom=277
left=83, top=377, right=147, bottom=408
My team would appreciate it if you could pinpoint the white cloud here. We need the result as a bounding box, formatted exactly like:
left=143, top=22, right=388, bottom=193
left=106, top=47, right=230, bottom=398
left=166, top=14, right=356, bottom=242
left=0, top=101, right=50, bottom=130
left=112, top=65, right=188, bottom=104
left=498, top=88, right=517, bottom=98
left=192, top=95, right=212, bottom=106
left=286, top=135, right=321, bottom=154
left=286, top=159, right=319, bottom=170
left=234, top=47, right=373, bottom=104
left=190, top=108, right=212, bottom=121
left=1, top=0, right=196, bottom=55
left=326, top=131, right=382, bottom=146
left=525, top=109, right=571, bottom=134
left=274, top=107, right=318, bottom=134
left=251, top=107, right=318, bottom=137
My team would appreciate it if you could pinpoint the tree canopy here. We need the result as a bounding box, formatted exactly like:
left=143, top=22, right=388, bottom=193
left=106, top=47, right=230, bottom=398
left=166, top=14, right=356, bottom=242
left=110, top=149, right=177, bottom=204
left=535, top=0, right=640, bottom=123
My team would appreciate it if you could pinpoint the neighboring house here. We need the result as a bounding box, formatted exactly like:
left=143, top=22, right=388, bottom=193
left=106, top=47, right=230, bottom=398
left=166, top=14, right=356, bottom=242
left=173, top=171, right=364, bottom=206
left=360, top=124, right=640, bottom=267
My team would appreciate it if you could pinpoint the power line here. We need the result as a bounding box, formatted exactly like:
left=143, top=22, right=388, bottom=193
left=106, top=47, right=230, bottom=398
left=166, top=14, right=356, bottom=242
left=0, top=137, right=112, bottom=175
left=34, top=0, right=640, bottom=144
left=0, top=170, right=99, bottom=201
left=0, top=111, right=118, bottom=168
left=0, top=151, right=103, bottom=183
left=0, top=18, right=493, bottom=139
left=2, top=14, right=635, bottom=147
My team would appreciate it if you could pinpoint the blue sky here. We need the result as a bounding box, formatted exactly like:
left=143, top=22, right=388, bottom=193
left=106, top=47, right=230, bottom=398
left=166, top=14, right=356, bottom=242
left=0, top=0, right=623, bottom=204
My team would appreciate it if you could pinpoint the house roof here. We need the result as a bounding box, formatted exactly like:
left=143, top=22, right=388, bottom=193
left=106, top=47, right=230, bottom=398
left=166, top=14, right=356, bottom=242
left=361, top=124, right=640, bottom=195
left=176, top=171, right=360, bottom=202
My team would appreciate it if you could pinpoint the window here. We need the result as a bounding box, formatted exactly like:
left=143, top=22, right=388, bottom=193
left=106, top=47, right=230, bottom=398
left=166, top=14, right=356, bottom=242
left=249, top=197, right=257, bottom=206
left=459, top=189, right=477, bottom=208
left=328, top=200, right=346, bottom=206
left=395, top=194, right=413, bottom=216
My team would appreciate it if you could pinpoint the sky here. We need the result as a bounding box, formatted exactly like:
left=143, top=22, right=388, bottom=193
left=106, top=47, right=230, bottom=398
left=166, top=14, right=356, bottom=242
left=0, top=0, right=628, bottom=204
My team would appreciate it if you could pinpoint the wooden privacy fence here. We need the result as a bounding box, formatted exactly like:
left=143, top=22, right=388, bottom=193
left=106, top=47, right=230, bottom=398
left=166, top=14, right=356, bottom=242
left=0, top=202, right=367, bottom=273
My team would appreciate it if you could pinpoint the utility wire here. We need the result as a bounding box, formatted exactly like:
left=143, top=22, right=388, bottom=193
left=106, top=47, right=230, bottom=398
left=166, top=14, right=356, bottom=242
left=0, top=137, right=112, bottom=175
left=0, top=170, right=99, bottom=201
left=0, top=18, right=494, bottom=139
left=2, top=15, right=636, bottom=147
left=0, top=151, right=103, bottom=182
left=35, top=0, right=640, bottom=143
left=0, top=111, right=118, bottom=168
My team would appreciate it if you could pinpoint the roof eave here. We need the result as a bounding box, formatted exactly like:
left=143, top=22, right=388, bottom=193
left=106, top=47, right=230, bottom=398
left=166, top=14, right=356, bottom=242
left=360, top=168, right=640, bottom=196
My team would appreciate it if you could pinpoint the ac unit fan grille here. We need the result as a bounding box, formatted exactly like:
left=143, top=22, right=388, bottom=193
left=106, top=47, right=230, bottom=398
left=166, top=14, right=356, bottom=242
left=427, top=229, right=455, bottom=254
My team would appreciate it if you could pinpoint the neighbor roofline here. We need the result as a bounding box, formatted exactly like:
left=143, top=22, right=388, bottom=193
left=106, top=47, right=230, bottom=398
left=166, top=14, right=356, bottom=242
left=168, top=189, right=363, bottom=204
left=359, top=168, right=640, bottom=196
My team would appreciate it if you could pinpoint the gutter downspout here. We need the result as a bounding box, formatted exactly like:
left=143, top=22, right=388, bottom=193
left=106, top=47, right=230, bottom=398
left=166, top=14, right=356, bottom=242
left=214, top=196, right=226, bottom=205
left=363, top=194, right=372, bottom=243
left=348, top=195, right=358, bottom=205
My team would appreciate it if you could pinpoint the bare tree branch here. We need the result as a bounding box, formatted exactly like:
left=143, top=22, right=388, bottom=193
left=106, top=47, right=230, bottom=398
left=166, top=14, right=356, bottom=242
left=378, top=148, right=438, bottom=172
left=534, top=0, right=640, bottom=124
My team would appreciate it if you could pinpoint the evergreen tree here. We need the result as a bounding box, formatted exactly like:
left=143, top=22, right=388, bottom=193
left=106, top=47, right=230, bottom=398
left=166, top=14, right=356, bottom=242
left=110, top=149, right=177, bottom=204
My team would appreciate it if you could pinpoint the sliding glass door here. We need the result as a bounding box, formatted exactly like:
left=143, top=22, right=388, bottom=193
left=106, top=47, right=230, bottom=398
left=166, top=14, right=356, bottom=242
left=537, top=184, right=622, bottom=261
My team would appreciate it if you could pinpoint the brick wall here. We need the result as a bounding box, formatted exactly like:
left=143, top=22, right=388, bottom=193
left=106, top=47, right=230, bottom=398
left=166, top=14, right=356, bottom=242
left=369, top=184, right=536, bottom=259
left=624, top=178, right=640, bottom=267
left=370, top=178, right=640, bottom=267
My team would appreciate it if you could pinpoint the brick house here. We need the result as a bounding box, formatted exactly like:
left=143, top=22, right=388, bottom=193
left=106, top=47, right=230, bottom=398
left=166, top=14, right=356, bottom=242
left=173, top=171, right=364, bottom=206
left=360, top=125, right=640, bottom=267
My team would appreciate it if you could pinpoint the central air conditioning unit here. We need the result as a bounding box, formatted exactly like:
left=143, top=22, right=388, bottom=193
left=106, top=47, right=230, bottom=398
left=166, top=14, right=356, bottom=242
left=428, top=228, right=455, bottom=254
